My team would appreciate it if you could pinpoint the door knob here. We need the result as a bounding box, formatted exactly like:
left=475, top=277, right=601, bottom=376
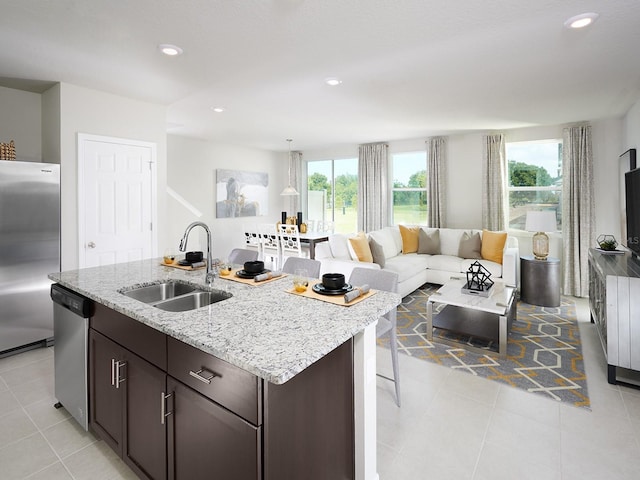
left=88, top=241, right=96, bottom=248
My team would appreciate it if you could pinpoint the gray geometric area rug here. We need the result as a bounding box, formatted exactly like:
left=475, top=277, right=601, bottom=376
left=378, top=284, right=590, bottom=409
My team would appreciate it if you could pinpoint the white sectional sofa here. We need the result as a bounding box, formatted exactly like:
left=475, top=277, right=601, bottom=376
left=315, top=226, right=519, bottom=298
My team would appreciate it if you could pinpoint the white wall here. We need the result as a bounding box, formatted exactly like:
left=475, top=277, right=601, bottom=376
left=58, top=83, right=167, bottom=270
left=591, top=117, right=624, bottom=241
left=166, top=135, right=285, bottom=261
left=0, top=86, right=42, bottom=162
left=41, top=84, right=61, bottom=164
left=624, top=99, right=640, bottom=149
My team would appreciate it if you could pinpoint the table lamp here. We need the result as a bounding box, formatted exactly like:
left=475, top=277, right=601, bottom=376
left=525, top=211, right=557, bottom=260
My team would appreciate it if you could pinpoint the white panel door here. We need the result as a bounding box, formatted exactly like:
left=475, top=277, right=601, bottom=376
left=79, top=135, right=157, bottom=268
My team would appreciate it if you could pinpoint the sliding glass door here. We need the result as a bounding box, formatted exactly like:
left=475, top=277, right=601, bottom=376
left=307, top=158, right=358, bottom=233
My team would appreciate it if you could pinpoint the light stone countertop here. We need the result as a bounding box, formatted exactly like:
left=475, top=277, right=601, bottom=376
left=49, top=259, right=401, bottom=385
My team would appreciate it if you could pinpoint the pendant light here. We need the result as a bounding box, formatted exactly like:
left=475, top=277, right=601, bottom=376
left=280, top=138, right=300, bottom=196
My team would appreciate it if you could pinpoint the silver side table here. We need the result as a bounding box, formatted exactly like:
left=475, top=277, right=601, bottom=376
left=520, top=255, right=561, bottom=307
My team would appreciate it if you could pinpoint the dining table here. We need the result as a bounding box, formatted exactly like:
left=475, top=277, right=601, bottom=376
left=298, top=230, right=330, bottom=259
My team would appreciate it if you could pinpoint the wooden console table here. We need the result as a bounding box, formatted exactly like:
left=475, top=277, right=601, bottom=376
left=588, top=248, right=640, bottom=384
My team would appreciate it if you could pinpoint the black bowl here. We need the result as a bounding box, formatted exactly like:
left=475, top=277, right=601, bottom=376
left=244, top=260, right=265, bottom=274
left=322, top=273, right=345, bottom=290
left=185, top=251, right=203, bottom=263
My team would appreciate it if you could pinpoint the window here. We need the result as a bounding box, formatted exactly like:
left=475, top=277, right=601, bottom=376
left=506, top=140, right=562, bottom=230
left=307, top=158, right=358, bottom=233
left=392, top=151, right=427, bottom=225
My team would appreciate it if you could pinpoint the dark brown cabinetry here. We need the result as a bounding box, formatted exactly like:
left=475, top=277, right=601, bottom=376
left=89, top=302, right=354, bottom=480
left=89, top=327, right=167, bottom=480
left=167, top=377, right=261, bottom=480
left=89, top=329, right=123, bottom=452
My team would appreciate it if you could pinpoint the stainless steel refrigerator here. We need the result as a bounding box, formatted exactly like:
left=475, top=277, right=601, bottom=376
left=0, top=161, right=60, bottom=355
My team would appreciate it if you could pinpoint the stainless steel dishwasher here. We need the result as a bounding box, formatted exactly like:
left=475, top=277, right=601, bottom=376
left=51, top=284, right=93, bottom=431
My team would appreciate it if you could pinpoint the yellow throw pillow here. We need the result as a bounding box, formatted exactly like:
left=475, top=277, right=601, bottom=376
left=481, top=230, right=508, bottom=264
left=349, top=232, right=373, bottom=263
left=399, top=225, right=420, bottom=254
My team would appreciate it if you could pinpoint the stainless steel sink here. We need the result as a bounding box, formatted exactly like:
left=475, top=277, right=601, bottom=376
left=122, top=281, right=196, bottom=303
left=154, top=290, right=232, bottom=312
left=121, top=281, right=232, bottom=312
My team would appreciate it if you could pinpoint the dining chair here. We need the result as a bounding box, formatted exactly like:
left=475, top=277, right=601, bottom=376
left=228, top=248, right=259, bottom=266
left=258, top=223, right=281, bottom=270
left=281, top=257, right=321, bottom=279
left=278, top=224, right=308, bottom=263
left=306, top=219, right=317, bottom=232
left=242, top=223, right=262, bottom=259
left=348, top=267, right=401, bottom=407
left=317, top=220, right=335, bottom=233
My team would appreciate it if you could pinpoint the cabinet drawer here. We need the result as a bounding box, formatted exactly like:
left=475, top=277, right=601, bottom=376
left=91, top=303, right=166, bottom=370
left=167, top=337, right=262, bottom=426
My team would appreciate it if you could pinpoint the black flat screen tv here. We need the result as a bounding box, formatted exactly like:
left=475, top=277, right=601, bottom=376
left=625, top=167, right=640, bottom=258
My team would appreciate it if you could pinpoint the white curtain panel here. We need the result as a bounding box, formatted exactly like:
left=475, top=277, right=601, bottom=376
left=287, top=151, right=303, bottom=214
left=562, top=124, right=594, bottom=297
left=427, top=136, right=447, bottom=228
left=358, top=143, right=389, bottom=232
left=482, top=133, right=507, bottom=231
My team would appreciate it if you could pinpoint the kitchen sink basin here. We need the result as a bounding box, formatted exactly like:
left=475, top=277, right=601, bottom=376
left=154, top=290, right=232, bottom=312
left=122, top=281, right=196, bottom=303
left=121, top=281, right=232, bottom=312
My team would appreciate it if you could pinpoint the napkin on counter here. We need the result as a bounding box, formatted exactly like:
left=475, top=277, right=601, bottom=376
left=344, top=284, right=370, bottom=303
left=254, top=271, right=283, bottom=282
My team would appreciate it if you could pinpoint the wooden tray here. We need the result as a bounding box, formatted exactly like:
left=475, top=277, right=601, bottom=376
left=218, top=268, right=288, bottom=286
left=161, top=261, right=206, bottom=271
left=285, top=281, right=376, bottom=306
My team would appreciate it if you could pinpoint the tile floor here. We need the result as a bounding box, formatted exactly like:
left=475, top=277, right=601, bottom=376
left=1, top=298, right=640, bottom=479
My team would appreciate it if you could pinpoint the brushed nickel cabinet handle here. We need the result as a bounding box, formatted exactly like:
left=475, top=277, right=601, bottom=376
left=114, top=361, right=126, bottom=389
left=161, top=392, right=173, bottom=425
left=189, top=368, right=217, bottom=385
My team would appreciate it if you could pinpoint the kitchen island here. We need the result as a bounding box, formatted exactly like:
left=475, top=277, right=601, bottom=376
left=50, top=259, right=400, bottom=480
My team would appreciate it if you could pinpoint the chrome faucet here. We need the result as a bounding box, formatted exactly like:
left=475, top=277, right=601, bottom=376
left=179, top=221, right=215, bottom=285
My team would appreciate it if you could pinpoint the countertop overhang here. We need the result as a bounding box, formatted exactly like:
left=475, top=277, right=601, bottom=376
left=49, top=259, right=401, bottom=385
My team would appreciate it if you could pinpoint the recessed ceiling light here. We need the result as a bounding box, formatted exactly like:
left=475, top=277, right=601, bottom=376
left=325, top=77, right=343, bottom=86
left=564, top=12, right=599, bottom=29
left=158, top=44, right=183, bottom=56
left=211, top=107, right=225, bottom=113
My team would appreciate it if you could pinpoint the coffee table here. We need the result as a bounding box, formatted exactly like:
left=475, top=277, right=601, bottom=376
left=426, top=278, right=517, bottom=358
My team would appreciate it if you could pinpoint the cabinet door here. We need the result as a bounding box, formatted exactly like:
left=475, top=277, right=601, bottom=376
left=89, top=329, right=124, bottom=456
left=167, top=377, right=261, bottom=480
left=123, top=350, right=167, bottom=480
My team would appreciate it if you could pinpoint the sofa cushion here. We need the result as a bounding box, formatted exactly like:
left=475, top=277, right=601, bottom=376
left=328, top=234, right=352, bottom=260
left=418, top=228, right=440, bottom=254
left=481, top=230, right=507, bottom=264
left=460, top=258, right=502, bottom=279
left=384, top=253, right=429, bottom=284
left=369, top=237, right=386, bottom=268
left=387, top=227, right=403, bottom=255
left=424, top=254, right=463, bottom=273
left=399, top=225, right=420, bottom=253
left=349, top=232, right=373, bottom=262
left=439, top=228, right=465, bottom=256
left=458, top=231, right=482, bottom=259
left=368, top=228, right=399, bottom=260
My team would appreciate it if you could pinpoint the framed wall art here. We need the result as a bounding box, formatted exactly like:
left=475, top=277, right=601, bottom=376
left=216, top=168, right=269, bottom=218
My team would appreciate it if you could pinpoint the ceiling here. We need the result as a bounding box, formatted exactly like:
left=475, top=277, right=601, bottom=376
left=2, top=0, right=640, bottom=151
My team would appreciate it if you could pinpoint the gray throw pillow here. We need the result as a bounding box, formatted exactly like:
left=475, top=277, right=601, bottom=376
left=418, top=229, right=440, bottom=255
left=458, top=231, right=482, bottom=259
left=369, top=237, right=386, bottom=268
